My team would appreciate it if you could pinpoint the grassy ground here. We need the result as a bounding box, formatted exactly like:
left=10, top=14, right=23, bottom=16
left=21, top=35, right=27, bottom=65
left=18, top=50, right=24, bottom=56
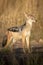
left=0, top=48, right=43, bottom=65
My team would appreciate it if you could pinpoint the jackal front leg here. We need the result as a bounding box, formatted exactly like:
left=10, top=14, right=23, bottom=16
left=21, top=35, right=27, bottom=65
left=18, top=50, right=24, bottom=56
left=26, top=36, right=30, bottom=52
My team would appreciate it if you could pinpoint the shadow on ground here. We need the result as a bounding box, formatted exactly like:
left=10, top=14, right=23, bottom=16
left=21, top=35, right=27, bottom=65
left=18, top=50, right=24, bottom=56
left=0, top=47, right=43, bottom=65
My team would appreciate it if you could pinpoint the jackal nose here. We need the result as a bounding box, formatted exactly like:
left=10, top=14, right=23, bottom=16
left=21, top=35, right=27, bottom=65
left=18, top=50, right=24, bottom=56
left=33, top=19, right=37, bottom=23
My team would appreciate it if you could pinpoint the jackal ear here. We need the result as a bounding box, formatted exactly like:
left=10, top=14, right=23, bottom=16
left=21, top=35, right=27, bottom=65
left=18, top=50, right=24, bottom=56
left=24, top=12, right=37, bottom=22
left=24, top=12, right=29, bottom=19
left=24, top=12, right=35, bottom=19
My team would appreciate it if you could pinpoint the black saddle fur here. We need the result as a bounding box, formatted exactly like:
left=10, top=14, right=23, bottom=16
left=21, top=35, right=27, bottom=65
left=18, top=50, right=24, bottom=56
left=8, top=22, right=26, bottom=32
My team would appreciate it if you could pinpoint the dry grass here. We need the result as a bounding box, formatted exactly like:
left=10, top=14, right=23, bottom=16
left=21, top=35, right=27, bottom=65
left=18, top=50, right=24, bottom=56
left=0, top=0, right=43, bottom=47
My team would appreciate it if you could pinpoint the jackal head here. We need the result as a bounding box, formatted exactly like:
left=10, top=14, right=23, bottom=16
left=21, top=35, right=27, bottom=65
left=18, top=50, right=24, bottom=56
left=24, top=12, right=36, bottom=25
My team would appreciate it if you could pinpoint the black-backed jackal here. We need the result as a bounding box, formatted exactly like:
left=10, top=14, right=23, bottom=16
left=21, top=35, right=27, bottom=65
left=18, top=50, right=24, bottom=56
left=4, top=13, right=36, bottom=52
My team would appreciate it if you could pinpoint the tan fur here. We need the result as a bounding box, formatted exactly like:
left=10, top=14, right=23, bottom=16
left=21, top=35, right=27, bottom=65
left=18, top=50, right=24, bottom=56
left=5, top=14, right=36, bottom=51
